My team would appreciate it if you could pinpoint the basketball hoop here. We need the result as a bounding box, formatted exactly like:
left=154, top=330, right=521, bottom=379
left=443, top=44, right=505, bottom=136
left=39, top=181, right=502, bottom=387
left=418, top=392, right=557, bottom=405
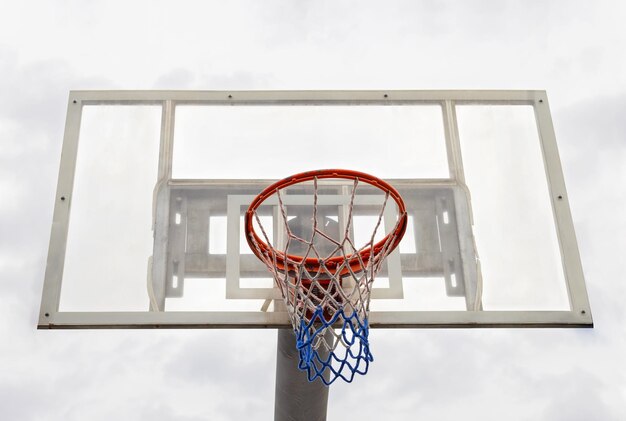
left=246, top=169, right=407, bottom=385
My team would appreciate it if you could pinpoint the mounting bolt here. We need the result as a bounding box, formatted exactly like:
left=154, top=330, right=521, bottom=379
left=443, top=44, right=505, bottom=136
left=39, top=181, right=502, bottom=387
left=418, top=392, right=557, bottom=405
left=228, top=94, right=233, bottom=99
left=539, top=99, right=543, bottom=103
left=45, top=313, right=50, bottom=317
left=73, top=100, right=77, bottom=104
left=60, top=196, right=66, bottom=201
left=557, top=195, right=563, bottom=200
left=384, top=94, right=388, bottom=98
left=581, top=310, right=586, bottom=315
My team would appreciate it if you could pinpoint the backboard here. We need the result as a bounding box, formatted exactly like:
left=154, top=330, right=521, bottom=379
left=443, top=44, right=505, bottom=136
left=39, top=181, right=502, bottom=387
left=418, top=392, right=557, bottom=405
left=38, top=90, right=592, bottom=329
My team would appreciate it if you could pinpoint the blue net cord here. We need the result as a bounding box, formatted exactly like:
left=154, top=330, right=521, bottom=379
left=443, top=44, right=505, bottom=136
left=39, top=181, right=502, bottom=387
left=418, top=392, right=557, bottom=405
left=296, top=306, right=373, bottom=386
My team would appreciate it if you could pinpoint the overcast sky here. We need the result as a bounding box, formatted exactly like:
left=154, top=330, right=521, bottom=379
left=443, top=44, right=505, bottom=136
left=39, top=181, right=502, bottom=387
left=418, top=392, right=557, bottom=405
left=1, top=1, right=626, bottom=419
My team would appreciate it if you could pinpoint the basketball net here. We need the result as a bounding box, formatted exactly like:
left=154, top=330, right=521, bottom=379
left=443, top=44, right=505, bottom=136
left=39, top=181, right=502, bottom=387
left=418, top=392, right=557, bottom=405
left=246, top=170, right=407, bottom=385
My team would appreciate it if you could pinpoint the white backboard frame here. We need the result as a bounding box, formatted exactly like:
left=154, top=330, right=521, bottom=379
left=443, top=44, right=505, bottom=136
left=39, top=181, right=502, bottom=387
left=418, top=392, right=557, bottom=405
left=38, top=90, right=592, bottom=329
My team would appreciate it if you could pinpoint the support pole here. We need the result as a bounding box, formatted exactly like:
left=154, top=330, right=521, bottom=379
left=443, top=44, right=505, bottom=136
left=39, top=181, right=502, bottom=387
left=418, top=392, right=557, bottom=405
left=274, top=329, right=329, bottom=421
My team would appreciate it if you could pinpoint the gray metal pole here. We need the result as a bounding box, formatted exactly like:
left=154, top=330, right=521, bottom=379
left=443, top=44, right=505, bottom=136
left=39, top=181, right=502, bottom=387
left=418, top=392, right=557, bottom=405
left=274, top=329, right=329, bottom=421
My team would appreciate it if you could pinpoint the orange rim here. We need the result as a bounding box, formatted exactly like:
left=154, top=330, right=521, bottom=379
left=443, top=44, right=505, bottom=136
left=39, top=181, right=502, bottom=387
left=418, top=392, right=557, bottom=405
left=245, top=169, right=408, bottom=276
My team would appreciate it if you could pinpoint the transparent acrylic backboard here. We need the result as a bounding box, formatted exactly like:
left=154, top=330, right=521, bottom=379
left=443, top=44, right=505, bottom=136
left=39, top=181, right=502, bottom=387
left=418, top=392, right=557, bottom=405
left=38, top=91, right=592, bottom=328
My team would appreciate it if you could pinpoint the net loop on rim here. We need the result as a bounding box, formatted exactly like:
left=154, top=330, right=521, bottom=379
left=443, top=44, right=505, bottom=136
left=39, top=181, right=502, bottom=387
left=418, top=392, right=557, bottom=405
left=245, top=169, right=407, bottom=385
